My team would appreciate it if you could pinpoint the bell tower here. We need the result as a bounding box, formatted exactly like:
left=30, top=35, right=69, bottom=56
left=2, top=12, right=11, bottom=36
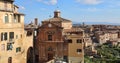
left=54, top=10, right=61, bottom=18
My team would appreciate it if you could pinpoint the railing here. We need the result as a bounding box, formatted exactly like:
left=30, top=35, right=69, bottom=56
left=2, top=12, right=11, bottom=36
left=9, top=39, right=14, bottom=43
left=44, top=41, right=64, bottom=42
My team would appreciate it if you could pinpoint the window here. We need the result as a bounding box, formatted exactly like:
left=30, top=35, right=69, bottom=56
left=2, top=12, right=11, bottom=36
left=48, top=46, right=53, bottom=51
left=1, top=44, right=5, bottom=51
left=16, top=47, right=21, bottom=53
left=63, top=56, right=68, bottom=62
left=7, top=43, right=13, bottom=50
left=67, top=39, right=72, bottom=43
left=4, top=32, right=7, bottom=40
left=16, top=35, right=18, bottom=39
left=48, top=35, right=52, bottom=41
left=8, top=57, right=12, bottom=63
left=1, top=33, right=3, bottom=41
left=18, top=15, right=20, bottom=23
left=4, top=14, right=9, bottom=23
left=27, top=31, right=32, bottom=36
left=1, top=32, right=7, bottom=41
left=9, top=32, right=14, bottom=40
left=21, top=34, right=22, bottom=38
left=77, top=49, right=82, bottom=53
left=77, top=39, right=82, bottom=43
left=14, top=14, right=17, bottom=23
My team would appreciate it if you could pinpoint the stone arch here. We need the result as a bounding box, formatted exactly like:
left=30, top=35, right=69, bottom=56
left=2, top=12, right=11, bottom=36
left=27, top=47, right=33, bottom=63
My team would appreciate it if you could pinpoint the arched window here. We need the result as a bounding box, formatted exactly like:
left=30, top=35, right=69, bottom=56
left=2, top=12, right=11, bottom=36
left=4, top=14, right=9, bottom=23
left=8, top=57, right=12, bottom=63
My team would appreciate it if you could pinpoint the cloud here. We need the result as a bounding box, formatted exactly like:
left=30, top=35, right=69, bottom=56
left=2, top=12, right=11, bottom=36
left=37, top=0, right=57, bottom=5
left=87, top=8, right=98, bottom=12
left=79, top=7, right=101, bottom=12
left=76, top=0, right=103, bottom=5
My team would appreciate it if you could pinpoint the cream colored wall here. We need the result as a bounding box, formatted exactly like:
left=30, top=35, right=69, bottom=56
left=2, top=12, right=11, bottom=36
left=0, top=30, right=23, bottom=63
left=22, top=32, right=33, bottom=63
left=0, top=1, right=13, bottom=11
left=67, top=35, right=84, bottom=63
left=99, top=35, right=106, bottom=44
left=69, top=57, right=83, bottom=63
left=96, top=32, right=118, bottom=44
left=0, top=31, right=33, bottom=63
left=13, top=6, right=19, bottom=13
left=0, top=2, right=4, bottom=9
left=0, top=1, right=33, bottom=63
left=84, top=38, right=92, bottom=47
left=109, top=33, right=118, bottom=40
left=0, top=12, right=24, bottom=29
left=62, top=22, right=72, bottom=29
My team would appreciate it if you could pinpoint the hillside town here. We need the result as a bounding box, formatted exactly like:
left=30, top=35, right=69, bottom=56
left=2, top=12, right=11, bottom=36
left=0, top=0, right=120, bottom=63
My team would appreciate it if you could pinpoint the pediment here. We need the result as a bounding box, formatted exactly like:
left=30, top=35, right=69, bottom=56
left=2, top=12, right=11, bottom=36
left=38, top=22, right=63, bottom=29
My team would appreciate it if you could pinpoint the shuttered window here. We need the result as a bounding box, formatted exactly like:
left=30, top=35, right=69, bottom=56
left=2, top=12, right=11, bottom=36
left=5, top=14, right=9, bottom=23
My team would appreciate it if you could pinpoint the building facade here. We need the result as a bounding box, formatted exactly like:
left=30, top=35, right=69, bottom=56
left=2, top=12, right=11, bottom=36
left=64, top=28, right=84, bottom=63
left=0, top=0, right=33, bottom=63
left=35, top=10, right=84, bottom=63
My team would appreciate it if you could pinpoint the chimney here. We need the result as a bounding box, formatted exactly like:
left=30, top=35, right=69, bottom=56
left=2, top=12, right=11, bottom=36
left=34, top=18, right=38, bottom=25
left=54, top=10, right=61, bottom=18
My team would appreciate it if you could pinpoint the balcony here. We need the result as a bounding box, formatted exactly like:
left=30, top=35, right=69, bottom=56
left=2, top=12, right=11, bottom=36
left=8, top=39, right=14, bottom=43
left=0, top=7, right=13, bottom=12
left=44, top=41, right=64, bottom=43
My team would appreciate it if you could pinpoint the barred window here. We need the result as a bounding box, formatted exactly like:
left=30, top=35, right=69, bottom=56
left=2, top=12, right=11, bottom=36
left=16, top=47, right=21, bottom=53
left=7, top=43, right=13, bottom=50
left=77, top=39, right=82, bottom=43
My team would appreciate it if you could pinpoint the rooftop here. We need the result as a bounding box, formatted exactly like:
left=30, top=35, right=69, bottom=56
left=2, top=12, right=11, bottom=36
left=64, top=28, right=84, bottom=33
left=0, top=0, right=14, bottom=2
left=43, top=17, right=71, bottom=22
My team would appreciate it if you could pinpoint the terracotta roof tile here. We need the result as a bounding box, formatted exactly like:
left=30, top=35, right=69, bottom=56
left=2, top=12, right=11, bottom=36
left=43, top=17, right=71, bottom=22
left=64, top=28, right=83, bottom=33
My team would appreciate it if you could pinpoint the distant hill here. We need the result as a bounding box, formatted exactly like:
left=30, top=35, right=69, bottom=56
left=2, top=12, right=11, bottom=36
left=73, top=22, right=120, bottom=25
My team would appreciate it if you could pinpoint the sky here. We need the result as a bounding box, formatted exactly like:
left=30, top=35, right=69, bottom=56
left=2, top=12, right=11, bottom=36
left=14, top=0, right=120, bottom=24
